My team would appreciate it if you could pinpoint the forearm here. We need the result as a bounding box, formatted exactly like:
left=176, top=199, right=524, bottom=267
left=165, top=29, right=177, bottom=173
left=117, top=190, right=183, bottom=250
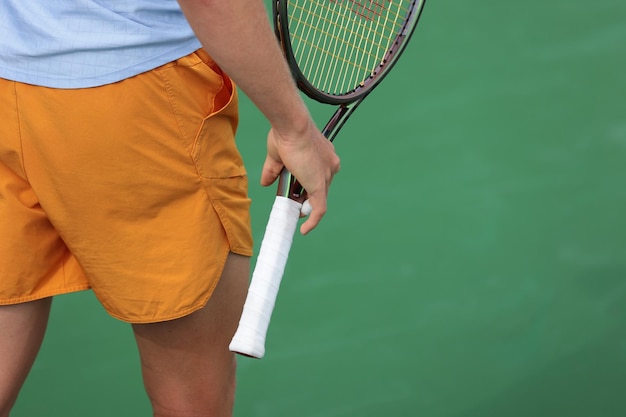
left=177, top=0, right=311, bottom=137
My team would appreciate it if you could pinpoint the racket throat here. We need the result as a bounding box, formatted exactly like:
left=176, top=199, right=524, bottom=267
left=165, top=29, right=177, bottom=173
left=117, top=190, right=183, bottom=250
left=322, top=98, right=366, bottom=142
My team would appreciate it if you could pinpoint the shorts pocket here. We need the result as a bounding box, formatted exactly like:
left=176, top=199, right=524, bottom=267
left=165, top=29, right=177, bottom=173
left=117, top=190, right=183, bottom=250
left=190, top=85, right=245, bottom=179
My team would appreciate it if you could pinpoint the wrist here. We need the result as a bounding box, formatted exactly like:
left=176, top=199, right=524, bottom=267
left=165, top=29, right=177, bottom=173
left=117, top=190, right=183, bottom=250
left=271, top=107, right=315, bottom=144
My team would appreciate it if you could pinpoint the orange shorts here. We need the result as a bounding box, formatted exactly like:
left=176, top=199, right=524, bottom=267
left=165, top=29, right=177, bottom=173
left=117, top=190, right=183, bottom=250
left=0, top=50, right=253, bottom=323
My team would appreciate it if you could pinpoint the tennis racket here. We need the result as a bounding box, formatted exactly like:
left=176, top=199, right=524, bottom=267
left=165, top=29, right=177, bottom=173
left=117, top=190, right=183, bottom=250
left=229, top=0, right=427, bottom=358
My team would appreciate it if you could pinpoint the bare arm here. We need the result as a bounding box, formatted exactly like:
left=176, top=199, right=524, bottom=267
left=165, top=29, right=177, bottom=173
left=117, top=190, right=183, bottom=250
left=177, top=0, right=340, bottom=234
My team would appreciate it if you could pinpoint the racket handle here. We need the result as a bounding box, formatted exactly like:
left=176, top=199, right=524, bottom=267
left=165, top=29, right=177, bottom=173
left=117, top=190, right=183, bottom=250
left=229, top=196, right=302, bottom=358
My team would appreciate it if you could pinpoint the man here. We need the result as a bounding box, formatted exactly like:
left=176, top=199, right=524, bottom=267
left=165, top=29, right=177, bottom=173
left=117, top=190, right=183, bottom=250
left=0, top=1, right=340, bottom=416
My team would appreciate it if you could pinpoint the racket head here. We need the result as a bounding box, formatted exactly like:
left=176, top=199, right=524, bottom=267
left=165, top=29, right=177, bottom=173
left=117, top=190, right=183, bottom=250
left=274, top=0, right=426, bottom=105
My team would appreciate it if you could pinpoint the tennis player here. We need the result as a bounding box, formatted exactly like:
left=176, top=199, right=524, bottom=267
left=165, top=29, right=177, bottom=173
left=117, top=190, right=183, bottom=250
left=0, top=1, right=340, bottom=416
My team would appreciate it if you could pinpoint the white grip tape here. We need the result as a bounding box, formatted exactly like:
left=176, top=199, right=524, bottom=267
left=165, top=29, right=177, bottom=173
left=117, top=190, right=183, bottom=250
left=229, top=196, right=302, bottom=358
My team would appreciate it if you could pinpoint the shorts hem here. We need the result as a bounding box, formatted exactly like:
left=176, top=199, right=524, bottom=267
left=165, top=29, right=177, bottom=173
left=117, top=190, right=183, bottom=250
left=106, top=299, right=212, bottom=324
left=0, top=284, right=92, bottom=305
left=102, top=247, right=248, bottom=324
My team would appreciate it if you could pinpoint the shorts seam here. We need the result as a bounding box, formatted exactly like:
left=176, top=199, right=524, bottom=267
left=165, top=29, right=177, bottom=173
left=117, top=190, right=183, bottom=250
left=155, top=68, right=190, bottom=149
left=11, top=82, right=29, bottom=182
left=155, top=66, right=206, bottom=181
left=211, top=198, right=251, bottom=255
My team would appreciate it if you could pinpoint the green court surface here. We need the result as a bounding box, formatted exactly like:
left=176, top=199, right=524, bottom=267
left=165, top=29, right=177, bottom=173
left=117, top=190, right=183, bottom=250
left=11, top=1, right=626, bottom=416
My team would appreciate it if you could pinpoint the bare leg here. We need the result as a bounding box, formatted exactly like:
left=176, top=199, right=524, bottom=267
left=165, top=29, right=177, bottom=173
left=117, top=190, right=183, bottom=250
left=0, top=298, right=52, bottom=417
left=132, top=253, right=250, bottom=417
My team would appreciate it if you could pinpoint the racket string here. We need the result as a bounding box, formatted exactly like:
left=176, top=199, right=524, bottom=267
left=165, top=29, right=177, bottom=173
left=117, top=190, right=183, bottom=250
left=287, top=0, right=412, bottom=95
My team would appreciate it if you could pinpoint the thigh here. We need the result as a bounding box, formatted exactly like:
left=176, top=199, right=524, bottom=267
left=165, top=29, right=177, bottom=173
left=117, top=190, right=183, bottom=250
left=132, top=253, right=249, bottom=417
left=0, top=298, right=52, bottom=416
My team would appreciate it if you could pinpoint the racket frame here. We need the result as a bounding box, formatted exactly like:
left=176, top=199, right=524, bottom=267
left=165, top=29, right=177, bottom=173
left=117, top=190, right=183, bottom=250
left=273, top=0, right=427, bottom=105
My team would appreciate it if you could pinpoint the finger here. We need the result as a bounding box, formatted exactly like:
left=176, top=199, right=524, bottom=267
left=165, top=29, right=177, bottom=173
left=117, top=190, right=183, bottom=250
left=260, top=155, right=284, bottom=187
left=299, top=198, right=326, bottom=235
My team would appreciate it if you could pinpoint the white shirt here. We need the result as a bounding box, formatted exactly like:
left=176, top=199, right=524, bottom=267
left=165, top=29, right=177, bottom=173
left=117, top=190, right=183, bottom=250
left=0, top=0, right=201, bottom=88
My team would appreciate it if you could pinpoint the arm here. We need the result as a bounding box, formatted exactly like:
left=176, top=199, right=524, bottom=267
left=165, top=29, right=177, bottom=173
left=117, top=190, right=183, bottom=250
left=177, top=0, right=340, bottom=234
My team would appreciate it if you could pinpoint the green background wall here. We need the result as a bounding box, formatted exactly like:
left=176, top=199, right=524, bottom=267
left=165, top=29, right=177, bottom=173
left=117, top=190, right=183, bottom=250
left=12, top=0, right=626, bottom=416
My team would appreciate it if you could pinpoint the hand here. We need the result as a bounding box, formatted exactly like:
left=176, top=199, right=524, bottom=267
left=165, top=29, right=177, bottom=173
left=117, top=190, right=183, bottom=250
left=261, top=119, right=341, bottom=235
